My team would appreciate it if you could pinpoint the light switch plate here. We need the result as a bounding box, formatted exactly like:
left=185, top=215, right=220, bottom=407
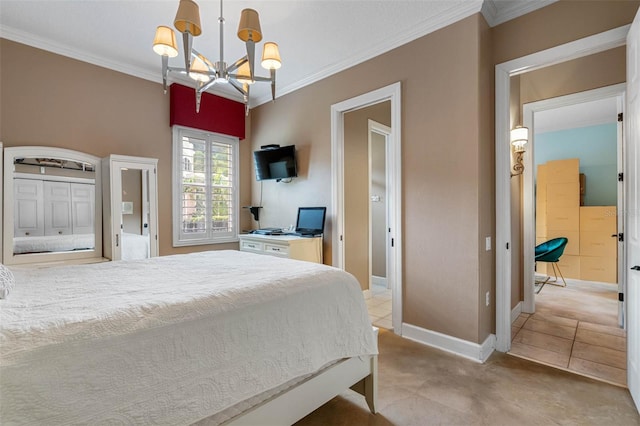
left=485, top=236, right=491, bottom=251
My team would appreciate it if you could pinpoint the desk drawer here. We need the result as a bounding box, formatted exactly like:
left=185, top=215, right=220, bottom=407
left=241, top=240, right=264, bottom=252
left=265, top=244, right=289, bottom=257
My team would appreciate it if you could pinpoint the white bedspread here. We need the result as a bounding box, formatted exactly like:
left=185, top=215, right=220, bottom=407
left=121, top=232, right=150, bottom=260
left=12, top=233, right=95, bottom=254
left=0, top=250, right=377, bottom=425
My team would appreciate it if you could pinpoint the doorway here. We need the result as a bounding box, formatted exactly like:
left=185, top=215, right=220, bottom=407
left=510, top=86, right=627, bottom=386
left=331, top=82, right=403, bottom=334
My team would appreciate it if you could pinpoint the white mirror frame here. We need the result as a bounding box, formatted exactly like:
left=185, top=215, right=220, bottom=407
left=3, top=146, right=103, bottom=265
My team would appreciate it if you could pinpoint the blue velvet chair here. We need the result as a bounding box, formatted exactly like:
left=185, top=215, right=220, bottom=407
left=535, top=237, right=569, bottom=287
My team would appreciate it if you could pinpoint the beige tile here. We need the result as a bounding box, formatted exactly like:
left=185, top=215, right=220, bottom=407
left=509, top=341, right=570, bottom=368
left=578, top=321, right=626, bottom=338
left=522, top=317, right=576, bottom=340
left=575, top=328, right=626, bottom=352
left=368, top=304, right=392, bottom=317
left=374, top=317, right=393, bottom=330
left=571, top=341, right=626, bottom=370
left=513, top=329, right=573, bottom=356
left=568, top=357, right=627, bottom=387
left=366, top=297, right=387, bottom=308
left=512, top=315, right=527, bottom=328
left=528, top=311, right=578, bottom=328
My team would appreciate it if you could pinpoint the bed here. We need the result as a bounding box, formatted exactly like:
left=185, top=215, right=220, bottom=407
left=12, top=233, right=95, bottom=254
left=121, top=232, right=151, bottom=260
left=0, top=250, right=378, bottom=425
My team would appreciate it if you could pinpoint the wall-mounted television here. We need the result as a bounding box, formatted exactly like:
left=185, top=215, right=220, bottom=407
left=253, top=145, right=297, bottom=181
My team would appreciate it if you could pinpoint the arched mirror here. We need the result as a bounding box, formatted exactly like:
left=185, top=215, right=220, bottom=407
left=3, top=147, right=103, bottom=265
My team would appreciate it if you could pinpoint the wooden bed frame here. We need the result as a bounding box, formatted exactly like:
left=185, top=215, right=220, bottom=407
left=225, top=328, right=379, bottom=425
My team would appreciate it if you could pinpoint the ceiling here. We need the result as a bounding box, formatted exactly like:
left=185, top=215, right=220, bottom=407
left=535, top=97, right=619, bottom=134
left=0, top=0, right=557, bottom=108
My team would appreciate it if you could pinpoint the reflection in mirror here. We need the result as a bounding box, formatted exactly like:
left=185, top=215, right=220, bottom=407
left=13, top=157, right=96, bottom=255
left=120, top=168, right=151, bottom=260
left=3, top=147, right=102, bottom=265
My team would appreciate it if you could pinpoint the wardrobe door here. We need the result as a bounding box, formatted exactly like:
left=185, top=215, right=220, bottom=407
left=14, top=178, right=44, bottom=237
left=44, top=181, right=72, bottom=236
left=71, top=183, right=95, bottom=235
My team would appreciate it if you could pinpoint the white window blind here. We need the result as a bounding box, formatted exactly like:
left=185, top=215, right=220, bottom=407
left=172, top=126, right=239, bottom=246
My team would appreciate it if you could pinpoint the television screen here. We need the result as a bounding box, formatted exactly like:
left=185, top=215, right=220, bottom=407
left=254, top=145, right=297, bottom=181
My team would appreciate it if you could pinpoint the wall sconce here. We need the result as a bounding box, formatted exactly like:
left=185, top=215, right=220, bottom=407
left=510, top=125, right=528, bottom=177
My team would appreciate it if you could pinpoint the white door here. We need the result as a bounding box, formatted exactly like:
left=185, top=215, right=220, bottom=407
left=14, top=178, right=44, bottom=237
left=44, top=181, right=72, bottom=236
left=626, top=7, right=640, bottom=411
left=71, top=183, right=95, bottom=235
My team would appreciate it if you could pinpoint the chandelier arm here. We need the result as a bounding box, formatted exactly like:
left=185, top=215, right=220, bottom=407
left=227, top=56, right=248, bottom=74
left=197, top=79, right=217, bottom=94
left=228, top=79, right=248, bottom=97
left=270, top=68, right=276, bottom=101
left=218, top=0, right=225, bottom=80
left=161, top=55, right=169, bottom=94
left=245, top=40, right=256, bottom=81
left=181, top=32, right=194, bottom=71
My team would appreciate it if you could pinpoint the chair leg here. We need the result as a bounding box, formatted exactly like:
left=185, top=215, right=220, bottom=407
left=547, top=263, right=567, bottom=287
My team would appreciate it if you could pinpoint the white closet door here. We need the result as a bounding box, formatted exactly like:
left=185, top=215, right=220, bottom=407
left=44, top=181, right=72, bottom=236
left=14, top=179, right=44, bottom=237
left=71, top=183, right=95, bottom=235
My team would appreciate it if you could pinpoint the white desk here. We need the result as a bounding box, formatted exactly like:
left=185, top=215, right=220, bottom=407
left=239, top=234, right=323, bottom=263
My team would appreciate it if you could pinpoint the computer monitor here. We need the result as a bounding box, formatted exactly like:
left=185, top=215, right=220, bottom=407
left=296, top=207, right=326, bottom=235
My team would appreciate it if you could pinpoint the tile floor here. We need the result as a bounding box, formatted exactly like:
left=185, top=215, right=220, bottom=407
left=365, top=284, right=392, bottom=330
left=510, top=281, right=627, bottom=387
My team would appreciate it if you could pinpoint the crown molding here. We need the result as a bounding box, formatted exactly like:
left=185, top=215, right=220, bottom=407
left=0, top=25, right=160, bottom=84
left=252, top=0, right=484, bottom=107
left=0, top=25, right=246, bottom=105
left=481, top=0, right=558, bottom=27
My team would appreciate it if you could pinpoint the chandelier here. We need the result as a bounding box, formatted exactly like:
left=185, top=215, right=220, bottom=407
left=153, top=0, right=282, bottom=113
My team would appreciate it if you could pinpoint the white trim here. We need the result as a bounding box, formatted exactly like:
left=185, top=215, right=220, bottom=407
left=3, top=146, right=103, bottom=265
left=402, top=323, right=496, bottom=363
left=481, top=0, right=558, bottom=27
left=172, top=125, right=240, bottom=247
left=495, top=26, right=630, bottom=353
left=331, top=82, right=402, bottom=334
left=371, top=276, right=387, bottom=288
left=521, top=84, right=626, bottom=315
left=511, top=301, right=523, bottom=324
left=362, top=289, right=372, bottom=300
left=252, top=2, right=481, bottom=107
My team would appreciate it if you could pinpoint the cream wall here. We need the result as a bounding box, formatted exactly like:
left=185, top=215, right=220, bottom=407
left=0, top=39, right=252, bottom=256
left=344, top=102, right=391, bottom=291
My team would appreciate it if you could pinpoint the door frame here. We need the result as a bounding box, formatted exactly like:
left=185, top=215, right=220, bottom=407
left=495, top=26, right=630, bottom=352
left=368, top=119, right=392, bottom=290
left=521, top=84, right=626, bottom=317
left=331, top=82, right=402, bottom=333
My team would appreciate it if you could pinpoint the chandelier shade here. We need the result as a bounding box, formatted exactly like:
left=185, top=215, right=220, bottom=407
left=261, top=42, right=282, bottom=70
left=237, top=9, right=262, bottom=43
left=173, top=0, right=202, bottom=36
left=153, top=26, right=179, bottom=58
left=153, top=0, right=282, bottom=114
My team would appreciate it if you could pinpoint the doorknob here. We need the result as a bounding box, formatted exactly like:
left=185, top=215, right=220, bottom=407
left=631, top=266, right=640, bottom=271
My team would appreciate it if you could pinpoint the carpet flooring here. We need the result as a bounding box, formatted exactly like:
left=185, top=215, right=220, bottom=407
left=295, top=329, right=639, bottom=425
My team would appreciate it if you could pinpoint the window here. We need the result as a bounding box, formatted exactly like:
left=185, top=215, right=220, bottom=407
left=172, top=126, right=239, bottom=246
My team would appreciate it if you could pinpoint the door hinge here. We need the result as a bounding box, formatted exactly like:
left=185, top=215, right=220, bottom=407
left=340, top=235, right=343, bottom=242
left=391, top=238, right=394, bottom=247
left=506, top=242, right=510, bottom=250
left=618, top=112, right=623, bottom=122
left=618, top=172, right=623, bottom=182
left=619, top=292, right=624, bottom=302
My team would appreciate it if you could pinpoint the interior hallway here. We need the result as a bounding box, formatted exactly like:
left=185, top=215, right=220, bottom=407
left=366, top=283, right=392, bottom=330
left=296, top=329, right=639, bottom=425
left=510, top=280, right=626, bottom=387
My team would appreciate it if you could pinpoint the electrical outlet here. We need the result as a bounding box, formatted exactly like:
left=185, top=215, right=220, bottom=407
left=485, top=236, right=491, bottom=251
left=485, top=291, right=490, bottom=307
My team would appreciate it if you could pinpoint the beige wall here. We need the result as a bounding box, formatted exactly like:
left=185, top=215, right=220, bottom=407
left=121, top=169, right=142, bottom=234
left=371, top=131, right=387, bottom=279
left=0, top=39, right=252, bottom=256
left=252, top=15, right=492, bottom=343
left=344, top=102, right=391, bottom=290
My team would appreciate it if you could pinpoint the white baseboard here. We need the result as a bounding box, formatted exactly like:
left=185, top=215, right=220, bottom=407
left=402, top=323, right=495, bottom=363
left=371, top=276, right=387, bottom=288
left=511, top=301, right=523, bottom=324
